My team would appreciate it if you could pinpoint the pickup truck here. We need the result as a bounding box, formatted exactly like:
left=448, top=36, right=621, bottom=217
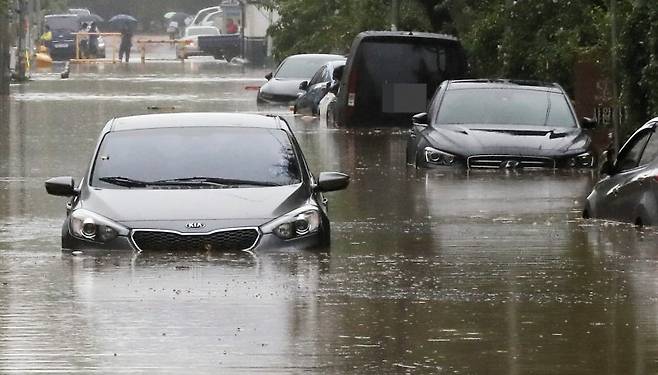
left=198, top=34, right=241, bottom=61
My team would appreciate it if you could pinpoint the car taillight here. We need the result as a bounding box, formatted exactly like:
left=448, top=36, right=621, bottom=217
left=342, top=67, right=358, bottom=126
left=347, top=67, right=358, bottom=104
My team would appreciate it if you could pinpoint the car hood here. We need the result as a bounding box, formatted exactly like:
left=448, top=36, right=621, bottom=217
left=79, top=184, right=309, bottom=231
left=425, top=124, right=590, bottom=156
left=259, top=78, right=304, bottom=98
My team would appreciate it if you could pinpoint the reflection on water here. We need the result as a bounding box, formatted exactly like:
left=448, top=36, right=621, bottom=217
left=0, top=63, right=657, bottom=373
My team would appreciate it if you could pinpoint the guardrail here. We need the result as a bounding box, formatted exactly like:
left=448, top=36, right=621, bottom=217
left=136, top=39, right=192, bottom=63
left=70, top=32, right=122, bottom=63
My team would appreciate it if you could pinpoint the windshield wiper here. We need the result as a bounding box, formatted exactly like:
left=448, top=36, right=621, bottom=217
left=152, top=177, right=283, bottom=187
left=98, top=176, right=149, bottom=188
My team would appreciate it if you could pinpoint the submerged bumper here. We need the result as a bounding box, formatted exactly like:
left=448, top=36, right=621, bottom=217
left=62, top=230, right=325, bottom=253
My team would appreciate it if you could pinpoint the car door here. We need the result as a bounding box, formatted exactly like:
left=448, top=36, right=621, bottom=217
left=297, top=67, right=327, bottom=114
left=598, top=125, right=654, bottom=221
left=305, top=67, right=332, bottom=115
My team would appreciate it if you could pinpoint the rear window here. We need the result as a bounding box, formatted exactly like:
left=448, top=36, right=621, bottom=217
left=91, top=127, right=302, bottom=188
left=45, top=16, right=79, bottom=31
left=435, top=88, right=577, bottom=127
left=346, top=38, right=466, bottom=126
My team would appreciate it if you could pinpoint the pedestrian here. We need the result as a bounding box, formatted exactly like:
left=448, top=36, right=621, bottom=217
left=78, top=22, right=89, bottom=58
left=226, top=19, right=238, bottom=34
left=39, top=25, right=52, bottom=49
left=166, top=20, right=179, bottom=40
left=119, top=26, right=133, bottom=63
left=88, top=22, right=99, bottom=58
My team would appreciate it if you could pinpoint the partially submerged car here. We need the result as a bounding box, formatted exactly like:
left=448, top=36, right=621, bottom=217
left=44, top=14, right=80, bottom=60
left=45, top=113, right=350, bottom=252
left=584, top=118, right=658, bottom=226
left=329, top=31, right=468, bottom=128
left=257, top=54, right=345, bottom=105
left=294, top=59, right=346, bottom=116
left=406, top=79, right=598, bottom=169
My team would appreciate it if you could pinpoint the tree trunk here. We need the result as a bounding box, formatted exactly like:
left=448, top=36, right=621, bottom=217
left=0, top=0, right=10, bottom=95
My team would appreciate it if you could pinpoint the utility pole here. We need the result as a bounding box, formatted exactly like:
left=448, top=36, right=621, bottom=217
left=0, top=0, right=10, bottom=95
left=15, top=0, right=27, bottom=81
left=391, top=0, right=399, bottom=31
left=610, top=0, right=619, bottom=152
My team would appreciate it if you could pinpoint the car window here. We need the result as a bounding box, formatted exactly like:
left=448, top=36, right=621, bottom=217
left=435, top=88, right=577, bottom=127
left=638, top=128, right=658, bottom=166
left=45, top=16, right=79, bottom=31
left=309, top=66, right=326, bottom=86
left=275, top=56, right=342, bottom=79
left=91, top=127, right=302, bottom=188
left=616, top=129, right=652, bottom=171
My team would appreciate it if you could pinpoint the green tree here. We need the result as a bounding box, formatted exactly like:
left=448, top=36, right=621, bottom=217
left=267, top=0, right=432, bottom=60
left=618, top=0, right=658, bottom=133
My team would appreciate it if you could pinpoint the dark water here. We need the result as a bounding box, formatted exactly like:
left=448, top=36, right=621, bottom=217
left=1, top=60, right=657, bottom=374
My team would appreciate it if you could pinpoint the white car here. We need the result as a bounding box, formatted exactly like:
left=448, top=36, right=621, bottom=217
left=175, top=26, right=221, bottom=59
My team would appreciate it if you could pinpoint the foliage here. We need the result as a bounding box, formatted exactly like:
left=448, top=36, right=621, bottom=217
left=459, top=1, right=609, bottom=94
left=618, top=0, right=658, bottom=131
left=267, top=0, right=432, bottom=61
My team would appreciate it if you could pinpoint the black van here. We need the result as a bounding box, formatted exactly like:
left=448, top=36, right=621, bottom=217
left=331, top=31, right=468, bottom=128
left=44, top=14, right=80, bottom=60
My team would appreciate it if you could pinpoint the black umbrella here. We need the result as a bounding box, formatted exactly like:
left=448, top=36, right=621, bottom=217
left=108, top=14, right=138, bottom=30
left=79, top=13, right=104, bottom=24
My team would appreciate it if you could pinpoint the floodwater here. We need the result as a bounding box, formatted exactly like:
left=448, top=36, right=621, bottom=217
left=1, top=58, right=658, bottom=374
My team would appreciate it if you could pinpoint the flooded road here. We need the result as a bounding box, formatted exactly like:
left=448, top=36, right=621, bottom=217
left=1, top=60, right=658, bottom=374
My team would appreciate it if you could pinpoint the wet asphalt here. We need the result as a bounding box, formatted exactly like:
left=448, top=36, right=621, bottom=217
left=0, top=56, right=657, bottom=374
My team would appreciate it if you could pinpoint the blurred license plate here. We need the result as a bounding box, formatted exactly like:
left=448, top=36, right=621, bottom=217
left=54, top=43, right=68, bottom=48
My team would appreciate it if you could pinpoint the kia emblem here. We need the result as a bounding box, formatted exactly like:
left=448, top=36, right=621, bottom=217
left=186, top=222, right=205, bottom=229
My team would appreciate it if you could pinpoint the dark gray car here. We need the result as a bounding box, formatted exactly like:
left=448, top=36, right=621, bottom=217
left=584, top=118, right=658, bottom=226
left=257, top=54, right=345, bottom=105
left=406, top=80, right=598, bottom=169
left=45, top=113, right=349, bottom=252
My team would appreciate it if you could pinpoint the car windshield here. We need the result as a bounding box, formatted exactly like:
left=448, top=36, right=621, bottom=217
left=275, top=56, right=343, bottom=79
left=45, top=16, right=79, bottom=31
left=435, top=88, right=577, bottom=127
left=91, top=127, right=302, bottom=189
left=186, top=27, right=220, bottom=37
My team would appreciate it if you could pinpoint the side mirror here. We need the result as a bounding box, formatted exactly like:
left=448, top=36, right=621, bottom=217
left=581, top=117, right=597, bottom=129
left=599, top=160, right=614, bottom=176
left=332, top=65, right=344, bottom=81
left=412, top=112, right=429, bottom=127
left=298, top=80, right=308, bottom=90
left=316, top=172, right=349, bottom=192
left=45, top=176, right=78, bottom=197
left=265, top=72, right=272, bottom=81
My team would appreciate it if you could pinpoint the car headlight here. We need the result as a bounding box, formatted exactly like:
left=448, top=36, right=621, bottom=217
left=424, top=146, right=456, bottom=166
left=568, top=152, right=594, bottom=168
left=261, top=205, right=321, bottom=240
left=69, top=209, right=129, bottom=243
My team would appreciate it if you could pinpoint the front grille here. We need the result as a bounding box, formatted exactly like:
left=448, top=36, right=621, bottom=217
left=468, top=155, right=555, bottom=169
left=131, top=228, right=260, bottom=252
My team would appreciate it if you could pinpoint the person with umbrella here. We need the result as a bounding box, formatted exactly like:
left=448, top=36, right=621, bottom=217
left=119, top=25, right=133, bottom=62
left=109, top=15, right=138, bottom=63
left=88, top=22, right=99, bottom=58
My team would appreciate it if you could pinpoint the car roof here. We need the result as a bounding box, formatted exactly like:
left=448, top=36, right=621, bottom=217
left=284, top=54, right=345, bottom=61
left=108, top=113, right=285, bottom=132
left=446, top=79, right=565, bottom=93
left=45, top=14, right=78, bottom=18
left=354, top=30, right=460, bottom=43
